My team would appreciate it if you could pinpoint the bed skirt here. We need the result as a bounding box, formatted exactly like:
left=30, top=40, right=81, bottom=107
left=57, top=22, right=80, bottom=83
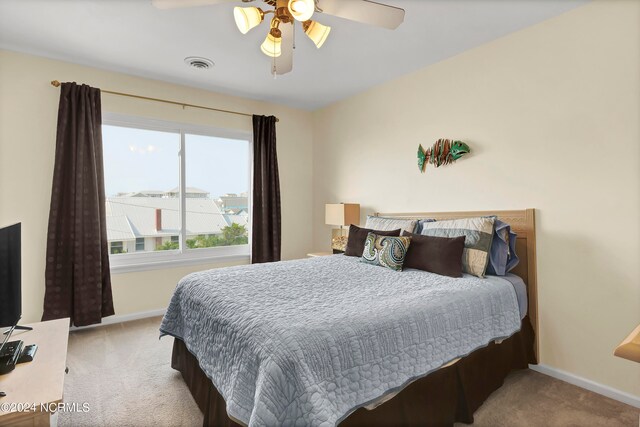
left=171, top=316, right=535, bottom=427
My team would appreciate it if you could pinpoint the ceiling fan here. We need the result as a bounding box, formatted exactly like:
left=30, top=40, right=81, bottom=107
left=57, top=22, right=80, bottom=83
left=152, top=0, right=405, bottom=76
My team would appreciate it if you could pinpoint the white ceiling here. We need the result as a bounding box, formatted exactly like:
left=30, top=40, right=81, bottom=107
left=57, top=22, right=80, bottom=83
left=0, top=0, right=587, bottom=110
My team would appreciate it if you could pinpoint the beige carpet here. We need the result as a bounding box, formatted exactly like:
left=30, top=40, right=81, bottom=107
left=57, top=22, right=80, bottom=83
left=59, top=316, right=639, bottom=427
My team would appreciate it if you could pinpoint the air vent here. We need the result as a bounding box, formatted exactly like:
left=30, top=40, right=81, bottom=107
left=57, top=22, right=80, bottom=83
left=184, top=57, right=214, bottom=70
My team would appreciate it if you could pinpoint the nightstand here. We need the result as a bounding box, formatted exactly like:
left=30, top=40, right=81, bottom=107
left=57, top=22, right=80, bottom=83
left=307, top=252, right=334, bottom=257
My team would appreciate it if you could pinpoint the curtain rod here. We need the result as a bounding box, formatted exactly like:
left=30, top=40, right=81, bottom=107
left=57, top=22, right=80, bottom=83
left=50, top=80, right=279, bottom=123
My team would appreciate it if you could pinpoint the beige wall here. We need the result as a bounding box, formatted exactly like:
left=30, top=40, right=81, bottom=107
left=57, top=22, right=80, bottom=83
left=312, top=1, right=640, bottom=397
left=0, top=49, right=314, bottom=324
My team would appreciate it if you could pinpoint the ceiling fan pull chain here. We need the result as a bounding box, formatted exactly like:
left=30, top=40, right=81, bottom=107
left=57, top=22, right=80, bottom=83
left=293, top=21, right=296, bottom=50
left=272, top=56, right=277, bottom=79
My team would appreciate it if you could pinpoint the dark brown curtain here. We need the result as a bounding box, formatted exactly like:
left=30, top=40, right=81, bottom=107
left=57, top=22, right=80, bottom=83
left=251, top=115, right=281, bottom=263
left=42, top=82, right=114, bottom=326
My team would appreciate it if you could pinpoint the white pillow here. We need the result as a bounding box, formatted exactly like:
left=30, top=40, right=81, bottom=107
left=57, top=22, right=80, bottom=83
left=364, top=216, right=418, bottom=234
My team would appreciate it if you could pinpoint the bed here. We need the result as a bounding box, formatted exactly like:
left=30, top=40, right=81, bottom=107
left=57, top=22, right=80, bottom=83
left=160, top=209, right=538, bottom=427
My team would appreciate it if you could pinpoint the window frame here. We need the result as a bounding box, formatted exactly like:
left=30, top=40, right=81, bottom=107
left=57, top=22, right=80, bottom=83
left=103, top=113, right=252, bottom=274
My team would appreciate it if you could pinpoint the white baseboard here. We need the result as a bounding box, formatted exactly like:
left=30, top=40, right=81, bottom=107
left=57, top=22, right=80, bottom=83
left=530, top=364, right=640, bottom=409
left=69, top=308, right=166, bottom=331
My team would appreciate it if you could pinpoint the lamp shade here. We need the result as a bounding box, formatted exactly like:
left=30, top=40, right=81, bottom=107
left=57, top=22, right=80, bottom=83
left=288, top=0, right=314, bottom=22
left=325, top=203, right=360, bottom=227
left=261, top=32, right=282, bottom=57
left=234, top=7, right=263, bottom=34
left=303, top=20, right=331, bottom=48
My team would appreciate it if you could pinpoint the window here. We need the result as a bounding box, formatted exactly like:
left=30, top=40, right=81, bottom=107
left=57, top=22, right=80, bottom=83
left=185, top=133, right=249, bottom=250
left=102, top=114, right=251, bottom=272
left=110, top=241, right=124, bottom=254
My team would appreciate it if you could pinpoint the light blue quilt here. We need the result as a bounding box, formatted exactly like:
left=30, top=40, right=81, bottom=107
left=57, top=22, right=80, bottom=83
left=160, top=255, right=521, bottom=426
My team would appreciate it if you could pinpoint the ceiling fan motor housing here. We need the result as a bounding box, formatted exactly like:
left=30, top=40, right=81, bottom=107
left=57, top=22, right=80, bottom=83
left=275, top=0, right=294, bottom=23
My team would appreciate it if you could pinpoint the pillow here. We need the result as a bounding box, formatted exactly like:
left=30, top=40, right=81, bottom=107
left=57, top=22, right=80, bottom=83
left=361, top=232, right=411, bottom=271
left=344, top=224, right=401, bottom=257
left=415, top=218, right=436, bottom=234
left=486, top=219, right=520, bottom=276
left=402, top=232, right=465, bottom=277
left=420, top=216, right=495, bottom=277
left=364, top=216, right=418, bottom=234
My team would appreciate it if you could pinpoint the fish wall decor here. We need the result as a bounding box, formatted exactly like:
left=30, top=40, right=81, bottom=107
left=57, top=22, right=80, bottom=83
left=418, top=139, right=470, bottom=172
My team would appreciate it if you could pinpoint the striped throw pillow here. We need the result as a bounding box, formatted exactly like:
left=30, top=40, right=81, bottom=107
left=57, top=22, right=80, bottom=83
left=419, top=217, right=495, bottom=277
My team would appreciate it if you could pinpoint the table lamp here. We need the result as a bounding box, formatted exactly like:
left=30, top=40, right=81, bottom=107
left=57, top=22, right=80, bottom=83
left=325, top=203, right=360, bottom=252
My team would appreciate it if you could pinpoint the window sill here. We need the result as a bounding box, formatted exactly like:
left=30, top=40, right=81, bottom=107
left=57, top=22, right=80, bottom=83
left=109, top=253, right=250, bottom=274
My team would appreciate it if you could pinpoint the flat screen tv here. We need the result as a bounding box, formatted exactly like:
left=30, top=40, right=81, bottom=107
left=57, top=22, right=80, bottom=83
left=0, top=223, right=21, bottom=328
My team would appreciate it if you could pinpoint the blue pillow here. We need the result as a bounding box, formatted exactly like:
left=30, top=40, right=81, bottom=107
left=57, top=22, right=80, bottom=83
left=415, top=218, right=436, bottom=234
left=486, top=219, right=519, bottom=275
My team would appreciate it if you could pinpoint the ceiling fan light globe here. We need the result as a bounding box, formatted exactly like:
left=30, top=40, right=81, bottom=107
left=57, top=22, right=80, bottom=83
left=234, top=6, right=263, bottom=34
left=261, top=33, right=282, bottom=58
left=304, top=20, right=331, bottom=48
left=287, top=0, right=314, bottom=22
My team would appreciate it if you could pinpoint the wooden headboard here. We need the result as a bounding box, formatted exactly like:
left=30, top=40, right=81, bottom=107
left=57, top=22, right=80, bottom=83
left=375, top=209, right=538, bottom=361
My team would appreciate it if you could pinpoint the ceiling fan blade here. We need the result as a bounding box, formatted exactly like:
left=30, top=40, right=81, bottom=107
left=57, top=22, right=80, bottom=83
left=316, top=0, right=405, bottom=29
left=274, top=23, right=293, bottom=75
left=151, top=0, right=240, bottom=10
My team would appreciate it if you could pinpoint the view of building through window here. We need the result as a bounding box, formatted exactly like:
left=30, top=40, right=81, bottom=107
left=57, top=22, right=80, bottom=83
left=102, top=124, right=250, bottom=256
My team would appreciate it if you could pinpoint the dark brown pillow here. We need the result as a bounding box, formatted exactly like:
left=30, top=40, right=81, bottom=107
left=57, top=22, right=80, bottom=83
left=344, top=225, right=401, bottom=257
left=402, top=232, right=466, bottom=277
